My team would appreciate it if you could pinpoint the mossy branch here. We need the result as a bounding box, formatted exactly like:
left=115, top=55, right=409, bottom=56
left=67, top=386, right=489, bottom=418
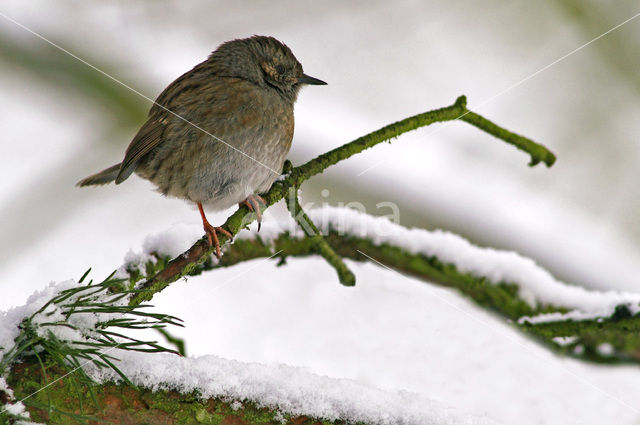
left=286, top=188, right=356, bottom=286
left=289, top=95, right=554, bottom=184
left=130, top=95, right=555, bottom=306
left=460, top=110, right=556, bottom=167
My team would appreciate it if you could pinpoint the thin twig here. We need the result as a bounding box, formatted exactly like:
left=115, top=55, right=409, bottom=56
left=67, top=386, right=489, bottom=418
left=286, top=189, right=356, bottom=286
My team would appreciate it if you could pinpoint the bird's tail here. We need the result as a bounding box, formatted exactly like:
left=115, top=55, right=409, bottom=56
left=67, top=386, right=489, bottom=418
left=76, top=163, right=122, bottom=186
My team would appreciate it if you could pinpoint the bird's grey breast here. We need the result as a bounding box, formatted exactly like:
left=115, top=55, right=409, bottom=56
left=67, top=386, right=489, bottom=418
left=140, top=77, right=294, bottom=209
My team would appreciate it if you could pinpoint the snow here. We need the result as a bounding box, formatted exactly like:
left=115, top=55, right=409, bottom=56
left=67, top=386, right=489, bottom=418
left=0, top=376, right=37, bottom=425
left=86, top=350, right=498, bottom=425
left=597, top=344, right=614, bottom=357
left=141, top=222, right=205, bottom=259
left=519, top=310, right=610, bottom=324
left=116, top=222, right=209, bottom=279
left=552, top=336, right=579, bottom=346
left=0, top=280, right=77, bottom=354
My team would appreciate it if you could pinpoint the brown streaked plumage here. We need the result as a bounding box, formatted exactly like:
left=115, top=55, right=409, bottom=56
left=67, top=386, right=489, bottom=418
left=77, top=36, right=326, bottom=257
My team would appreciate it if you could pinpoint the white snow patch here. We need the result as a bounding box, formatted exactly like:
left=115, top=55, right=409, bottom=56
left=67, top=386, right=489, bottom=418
left=0, top=376, right=38, bottom=424
left=115, top=222, right=214, bottom=279
left=273, top=410, right=286, bottom=424
left=0, top=280, right=77, bottom=355
left=115, top=223, right=218, bottom=279
left=0, top=279, right=140, bottom=363
left=552, top=336, right=579, bottom=346
left=86, top=350, right=499, bottom=425
left=141, top=222, right=204, bottom=258
left=517, top=310, right=608, bottom=324
left=517, top=304, right=637, bottom=324
left=597, top=343, right=614, bottom=357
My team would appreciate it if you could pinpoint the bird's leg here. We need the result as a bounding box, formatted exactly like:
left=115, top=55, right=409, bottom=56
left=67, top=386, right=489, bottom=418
left=239, top=194, right=267, bottom=231
left=197, top=202, right=232, bottom=259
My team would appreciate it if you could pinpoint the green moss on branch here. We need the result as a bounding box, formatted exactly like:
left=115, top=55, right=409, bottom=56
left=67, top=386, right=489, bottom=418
left=286, top=189, right=356, bottom=286
left=460, top=110, right=556, bottom=167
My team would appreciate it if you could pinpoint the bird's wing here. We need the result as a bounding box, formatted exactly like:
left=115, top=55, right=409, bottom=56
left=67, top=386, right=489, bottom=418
left=115, top=118, right=165, bottom=184
left=115, top=60, right=212, bottom=184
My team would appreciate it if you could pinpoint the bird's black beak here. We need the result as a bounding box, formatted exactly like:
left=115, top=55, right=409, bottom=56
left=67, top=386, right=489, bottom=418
left=298, top=74, right=327, bottom=85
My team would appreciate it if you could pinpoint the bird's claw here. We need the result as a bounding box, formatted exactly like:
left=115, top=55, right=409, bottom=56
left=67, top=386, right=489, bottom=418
left=203, top=224, right=232, bottom=259
left=240, top=195, right=267, bottom=232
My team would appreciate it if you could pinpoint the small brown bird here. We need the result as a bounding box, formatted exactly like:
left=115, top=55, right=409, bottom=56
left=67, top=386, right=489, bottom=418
left=78, top=36, right=326, bottom=258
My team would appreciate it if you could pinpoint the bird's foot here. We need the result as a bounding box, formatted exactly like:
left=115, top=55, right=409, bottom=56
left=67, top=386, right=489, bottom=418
left=239, top=194, right=267, bottom=231
left=203, top=223, right=233, bottom=259
left=197, top=201, right=232, bottom=258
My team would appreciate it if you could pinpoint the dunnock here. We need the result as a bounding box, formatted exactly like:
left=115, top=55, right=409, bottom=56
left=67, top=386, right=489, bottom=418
left=78, top=35, right=326, bottom=257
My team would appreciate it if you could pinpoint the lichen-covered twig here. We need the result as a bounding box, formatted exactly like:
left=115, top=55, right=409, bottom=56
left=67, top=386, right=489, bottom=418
left=286, top=189, right=356, bottom=286
left=459, top=109, right=556, bottom=167
left=131, top=95, right=555, bottom=306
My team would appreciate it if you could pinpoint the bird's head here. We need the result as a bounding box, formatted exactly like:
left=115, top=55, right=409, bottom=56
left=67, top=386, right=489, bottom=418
left=210, top=35, right=326, bottom=103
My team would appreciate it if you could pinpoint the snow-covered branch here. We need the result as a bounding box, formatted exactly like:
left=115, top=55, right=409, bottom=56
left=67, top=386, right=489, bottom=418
left=125, top=207, right=640, bottom=364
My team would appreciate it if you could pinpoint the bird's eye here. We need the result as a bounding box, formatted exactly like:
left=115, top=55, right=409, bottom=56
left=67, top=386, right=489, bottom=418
left=275, top=65, right=285, bottom=75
